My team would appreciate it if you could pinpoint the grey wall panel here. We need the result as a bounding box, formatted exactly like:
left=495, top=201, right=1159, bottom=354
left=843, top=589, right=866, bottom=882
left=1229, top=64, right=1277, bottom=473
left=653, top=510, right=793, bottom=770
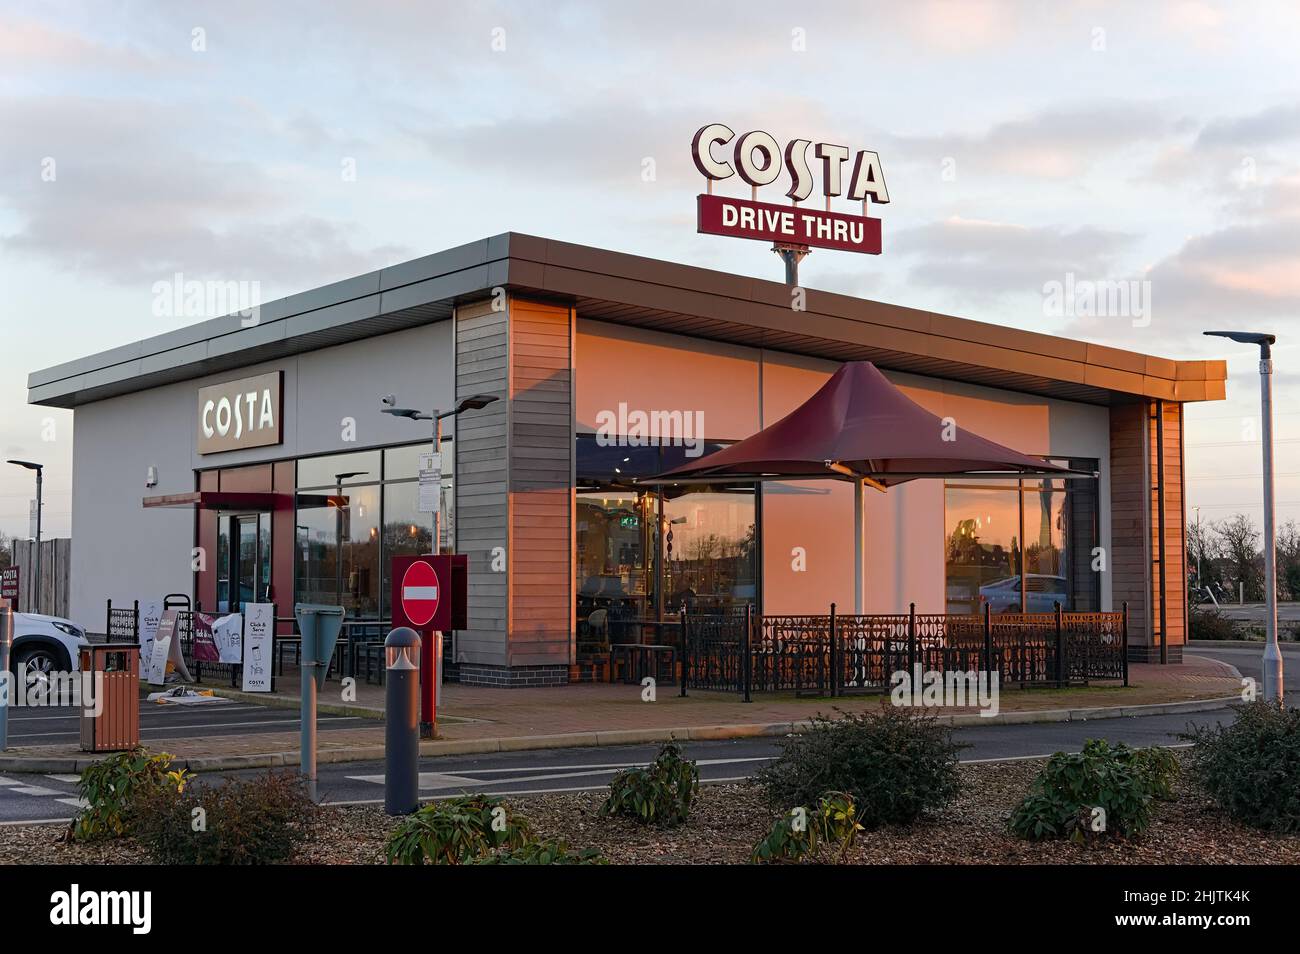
left=454, top=300, right=509, bottom=667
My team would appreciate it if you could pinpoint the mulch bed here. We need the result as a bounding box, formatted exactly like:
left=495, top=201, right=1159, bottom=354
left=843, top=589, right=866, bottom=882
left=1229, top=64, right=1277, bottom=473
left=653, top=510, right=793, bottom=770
left=4, top=756, right=1298, bottom=865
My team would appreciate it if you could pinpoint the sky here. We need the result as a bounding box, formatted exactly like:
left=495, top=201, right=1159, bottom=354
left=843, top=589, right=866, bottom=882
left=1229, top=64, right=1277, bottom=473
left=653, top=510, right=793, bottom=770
left=1, top=0, right=1298, bottom=542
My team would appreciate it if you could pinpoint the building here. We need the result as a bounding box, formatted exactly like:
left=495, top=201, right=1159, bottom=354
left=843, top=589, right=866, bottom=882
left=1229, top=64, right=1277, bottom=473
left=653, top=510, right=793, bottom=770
left=27, top=234, right=1226, bottom=685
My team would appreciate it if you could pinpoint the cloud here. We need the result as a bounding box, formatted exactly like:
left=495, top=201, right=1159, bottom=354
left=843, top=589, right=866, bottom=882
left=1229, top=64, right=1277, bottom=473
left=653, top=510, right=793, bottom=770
left=889, top=216, right=1137, bottom=299
left=888, top=102, right=1178, bottom=179
left=0, top=95, right=409, bottom=289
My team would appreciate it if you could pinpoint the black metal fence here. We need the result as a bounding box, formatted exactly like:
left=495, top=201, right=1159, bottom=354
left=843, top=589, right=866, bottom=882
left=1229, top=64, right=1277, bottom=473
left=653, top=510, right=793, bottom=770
left=680, top=602, right=1128, bottom=699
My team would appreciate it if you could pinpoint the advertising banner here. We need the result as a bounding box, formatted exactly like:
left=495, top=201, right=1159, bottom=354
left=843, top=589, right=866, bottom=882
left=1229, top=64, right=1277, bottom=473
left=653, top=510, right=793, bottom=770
left=241, top=603, right=273, bottom=692
left=697, top=193, right=881, bottom=254
left=193, top=614, right=220, bottom=663
left=138, top=600, right=163, bottom=663
left=148, top=610, right=178, bottom=685
left=212, top=614, right=243, bottom=664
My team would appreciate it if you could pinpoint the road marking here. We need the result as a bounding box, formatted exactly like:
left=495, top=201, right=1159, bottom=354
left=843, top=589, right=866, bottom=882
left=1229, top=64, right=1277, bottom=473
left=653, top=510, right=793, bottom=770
left=346, top=772, right=483, bottom=788
left=46, top=775, right=81, bottom=784
left=8, top=785, right=63, bottom=796
left=0, top=776, right=21, bottom=787
left=323, top=774, right=755, bottom=807
left=56, top=798, right=88, bottom=809
left=459, top=756, right=772, bottom=775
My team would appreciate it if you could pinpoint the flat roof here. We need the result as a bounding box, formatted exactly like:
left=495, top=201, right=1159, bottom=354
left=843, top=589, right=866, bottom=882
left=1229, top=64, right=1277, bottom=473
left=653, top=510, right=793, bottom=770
left=28, top=232, right=1226, bottom=408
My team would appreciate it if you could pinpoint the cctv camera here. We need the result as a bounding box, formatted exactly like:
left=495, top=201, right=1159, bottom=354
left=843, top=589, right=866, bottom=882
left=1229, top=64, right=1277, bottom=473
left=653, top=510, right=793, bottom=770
left=381, top=394, right=396, bottom=407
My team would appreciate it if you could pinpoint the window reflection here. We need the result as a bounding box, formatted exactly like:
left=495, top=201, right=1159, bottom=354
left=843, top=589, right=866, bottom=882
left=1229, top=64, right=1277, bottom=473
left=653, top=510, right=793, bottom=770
left=575, top=435, right=756, bottom=650
left=944, top=461, right=1098, bottom=615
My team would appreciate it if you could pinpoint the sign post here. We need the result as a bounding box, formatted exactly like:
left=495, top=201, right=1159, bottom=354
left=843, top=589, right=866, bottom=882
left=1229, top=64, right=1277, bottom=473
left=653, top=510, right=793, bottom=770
left=391, top=554, right=467, bottom=739
left=0, top=598, right=12, bottom=751
left=294, top=603, right=346, bottom=802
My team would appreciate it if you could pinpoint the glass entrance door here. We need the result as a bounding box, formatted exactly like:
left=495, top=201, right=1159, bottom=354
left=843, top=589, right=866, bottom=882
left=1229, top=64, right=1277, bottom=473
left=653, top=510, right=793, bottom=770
left=220, top=512, right=271, bottom=612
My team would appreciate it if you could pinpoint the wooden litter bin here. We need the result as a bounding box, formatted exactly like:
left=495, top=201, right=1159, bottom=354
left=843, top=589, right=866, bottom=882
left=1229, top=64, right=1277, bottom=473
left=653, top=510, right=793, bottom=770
left=79, top=643, right=141, bottom=752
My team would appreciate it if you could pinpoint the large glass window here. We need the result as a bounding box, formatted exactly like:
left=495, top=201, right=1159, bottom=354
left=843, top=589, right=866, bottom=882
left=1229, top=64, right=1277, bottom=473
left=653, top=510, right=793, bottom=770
left=944, top=460, right=1098, bottom=614
left=576, top=435, right=756, bottom=648
left=294, top=442, right=447, bottom=620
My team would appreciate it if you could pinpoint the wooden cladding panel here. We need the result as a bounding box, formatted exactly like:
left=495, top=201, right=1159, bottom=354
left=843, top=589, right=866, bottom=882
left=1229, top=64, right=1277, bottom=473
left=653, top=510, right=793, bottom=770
left=1109, top=400, right=1188, bottom=654
left=507, top=298, right=574, bottom=667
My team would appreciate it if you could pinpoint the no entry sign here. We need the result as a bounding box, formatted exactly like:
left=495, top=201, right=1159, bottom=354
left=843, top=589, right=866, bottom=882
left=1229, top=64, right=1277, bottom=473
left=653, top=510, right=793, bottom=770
left=390, top=555, right=468, bottom=632
left=400, top=560, right=441, bottom=627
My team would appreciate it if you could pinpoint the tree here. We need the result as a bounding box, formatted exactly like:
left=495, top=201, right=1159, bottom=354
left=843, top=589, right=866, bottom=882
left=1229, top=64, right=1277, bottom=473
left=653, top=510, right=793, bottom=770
left=1276, top=521, right=1300, bottom=603
left=1215, top=514, right=1264, bottom=602
left=0, top=531, right=11, bottom=571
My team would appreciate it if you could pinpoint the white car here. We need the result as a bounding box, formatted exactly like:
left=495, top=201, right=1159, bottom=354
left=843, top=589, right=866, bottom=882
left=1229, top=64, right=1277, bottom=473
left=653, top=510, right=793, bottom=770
left=7, top=612, right=90, bottom=678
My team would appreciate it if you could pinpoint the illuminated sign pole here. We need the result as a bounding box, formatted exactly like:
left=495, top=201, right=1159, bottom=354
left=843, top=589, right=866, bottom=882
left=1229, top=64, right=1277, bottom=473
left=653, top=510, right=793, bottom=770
left=690, top=123, right=889, bottom=285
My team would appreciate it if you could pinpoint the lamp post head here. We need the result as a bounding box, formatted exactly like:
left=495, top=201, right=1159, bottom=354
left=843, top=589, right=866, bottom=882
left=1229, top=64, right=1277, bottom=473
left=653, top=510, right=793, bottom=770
left=382, top=406, right=428, bottom=420
left=1204, top=330, right=1277, bottom=358
left=455, top=394, right=498, bottom=413
left=6, top=459, right=42, bottom=472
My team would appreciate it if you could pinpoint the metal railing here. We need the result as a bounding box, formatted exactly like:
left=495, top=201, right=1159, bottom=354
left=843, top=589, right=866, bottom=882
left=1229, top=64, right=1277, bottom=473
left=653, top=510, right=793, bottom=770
left=681, top=602, right=1129, bottom=698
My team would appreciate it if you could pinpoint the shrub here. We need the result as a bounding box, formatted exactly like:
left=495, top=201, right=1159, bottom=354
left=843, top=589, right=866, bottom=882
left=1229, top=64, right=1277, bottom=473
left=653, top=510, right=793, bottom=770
left=470, top=839, right=607, bottom=865
left=1189, top=607, right=1240, bottom=641
left=750, top=791, right=863, bottom=864
left=600, top=742, right=700, bottom=826
left=73, top=748, right=192, bottom=842
left=1181, top=702, right=1300, bottom=833
left=1009, top=739, right=1178, bottom=843
left=755, top=708, right=963, bottom=829
left=131, top=771, right=315, bottom=864
left=386, top=795, right=532, bottom=865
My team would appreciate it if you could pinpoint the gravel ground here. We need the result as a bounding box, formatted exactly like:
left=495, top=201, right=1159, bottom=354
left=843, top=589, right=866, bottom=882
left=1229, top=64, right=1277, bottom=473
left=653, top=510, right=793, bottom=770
left=4, top=756, right=1298, bottom=865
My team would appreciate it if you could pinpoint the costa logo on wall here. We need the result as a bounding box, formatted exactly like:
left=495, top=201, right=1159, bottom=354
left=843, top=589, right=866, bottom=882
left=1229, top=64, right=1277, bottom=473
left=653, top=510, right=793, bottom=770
left=691, top=123, right=888, bottom=254
left=197, top=370, right=283, bottom=454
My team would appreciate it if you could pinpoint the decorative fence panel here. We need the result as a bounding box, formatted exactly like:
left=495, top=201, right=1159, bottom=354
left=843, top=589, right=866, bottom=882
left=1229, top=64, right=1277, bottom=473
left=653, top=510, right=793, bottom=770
left=682, top=604, right=1128, bottom=697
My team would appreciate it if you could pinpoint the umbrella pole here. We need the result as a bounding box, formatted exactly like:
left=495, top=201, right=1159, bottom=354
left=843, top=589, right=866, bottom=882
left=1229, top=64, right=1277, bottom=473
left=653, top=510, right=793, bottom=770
left=854, top=478, right=864, bottom=615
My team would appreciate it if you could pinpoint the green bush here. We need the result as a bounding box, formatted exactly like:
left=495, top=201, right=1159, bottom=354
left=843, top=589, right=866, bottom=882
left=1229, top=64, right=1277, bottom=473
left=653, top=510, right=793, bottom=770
left=386, top=795, right=532, bottom=864
left=131, top=771, right=315, bottom=864
left=470, top=839, right=606, bottom=865
left=1009, top=740, right=1178, bottom=843
left=600, top=743, right=699, bottom=827
left=73, top=748, right=192, bottom=842
left=1189, top=607, right=1240, bottom=640
left=755, top=708, right=963, bottom=829
left=1181, top=702, right=1300, bottom=833
left=750, top=791, right=863, bottom=864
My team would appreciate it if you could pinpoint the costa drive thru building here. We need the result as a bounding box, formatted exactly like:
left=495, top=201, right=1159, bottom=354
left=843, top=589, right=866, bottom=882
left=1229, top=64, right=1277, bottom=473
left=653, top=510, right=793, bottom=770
left=27, top=233, right=1226, bottom=685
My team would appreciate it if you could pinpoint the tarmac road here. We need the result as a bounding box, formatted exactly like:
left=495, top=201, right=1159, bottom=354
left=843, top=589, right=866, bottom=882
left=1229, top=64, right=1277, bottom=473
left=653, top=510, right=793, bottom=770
left=0, top=704, right=1245, bottom=825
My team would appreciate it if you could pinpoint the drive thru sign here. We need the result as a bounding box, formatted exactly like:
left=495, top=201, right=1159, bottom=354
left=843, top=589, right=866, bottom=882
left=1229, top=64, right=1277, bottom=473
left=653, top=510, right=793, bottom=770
left=400, top=560, right=440, bottom=627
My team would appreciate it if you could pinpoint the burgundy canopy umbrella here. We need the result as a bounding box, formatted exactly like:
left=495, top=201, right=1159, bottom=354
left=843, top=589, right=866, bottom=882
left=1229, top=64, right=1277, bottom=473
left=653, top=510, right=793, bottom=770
left=644, top=361, right=1085, bottom=613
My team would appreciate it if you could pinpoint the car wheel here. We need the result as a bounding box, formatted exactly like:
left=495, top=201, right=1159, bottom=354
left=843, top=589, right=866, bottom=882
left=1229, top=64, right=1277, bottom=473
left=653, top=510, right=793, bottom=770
left=14, top=644, right=66, bottom=694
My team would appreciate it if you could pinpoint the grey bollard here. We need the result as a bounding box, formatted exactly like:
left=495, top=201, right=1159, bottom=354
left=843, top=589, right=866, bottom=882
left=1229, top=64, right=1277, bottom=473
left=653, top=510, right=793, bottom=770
left=385, top=627, right=422, bottom=815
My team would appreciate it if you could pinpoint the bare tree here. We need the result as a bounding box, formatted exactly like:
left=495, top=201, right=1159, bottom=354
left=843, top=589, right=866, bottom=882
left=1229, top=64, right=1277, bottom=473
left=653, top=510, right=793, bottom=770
left=1277, top=520, right=1300, bottom=602
left=1215, top=513, right=1264, bottom=602
left=0, top=530, right=11, bottom=571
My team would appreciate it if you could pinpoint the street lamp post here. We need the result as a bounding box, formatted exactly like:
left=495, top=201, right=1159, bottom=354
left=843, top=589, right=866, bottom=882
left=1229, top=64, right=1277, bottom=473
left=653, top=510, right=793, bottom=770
left=381, top=393, right=499, bottom=738
left=6, top=461, right=43, bottom=614
left=332, top=471, right=369, bottom=610
left=1204, top=330, right=1283, bottom=705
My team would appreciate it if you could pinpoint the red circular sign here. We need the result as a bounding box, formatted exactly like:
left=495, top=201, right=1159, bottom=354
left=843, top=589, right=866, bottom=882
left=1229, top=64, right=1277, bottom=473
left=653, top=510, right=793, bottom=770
left=400, top=560, right=441, bottom=628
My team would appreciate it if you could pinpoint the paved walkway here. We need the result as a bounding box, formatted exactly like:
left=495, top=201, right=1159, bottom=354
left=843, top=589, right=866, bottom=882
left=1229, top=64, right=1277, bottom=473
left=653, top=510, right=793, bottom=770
left=0, top=656, right=1241, bottom=771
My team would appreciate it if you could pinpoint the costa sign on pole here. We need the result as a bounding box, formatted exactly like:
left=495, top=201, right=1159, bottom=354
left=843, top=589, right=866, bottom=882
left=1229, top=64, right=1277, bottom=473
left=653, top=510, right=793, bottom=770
left=691, top=123, right=887, bottom=254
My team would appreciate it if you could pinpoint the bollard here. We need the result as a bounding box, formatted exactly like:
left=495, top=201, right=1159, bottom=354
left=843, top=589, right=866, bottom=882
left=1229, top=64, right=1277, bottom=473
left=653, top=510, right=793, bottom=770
left=385, top=627, right=421, bottom=815
left=0, top=599, right=11, bottom=751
